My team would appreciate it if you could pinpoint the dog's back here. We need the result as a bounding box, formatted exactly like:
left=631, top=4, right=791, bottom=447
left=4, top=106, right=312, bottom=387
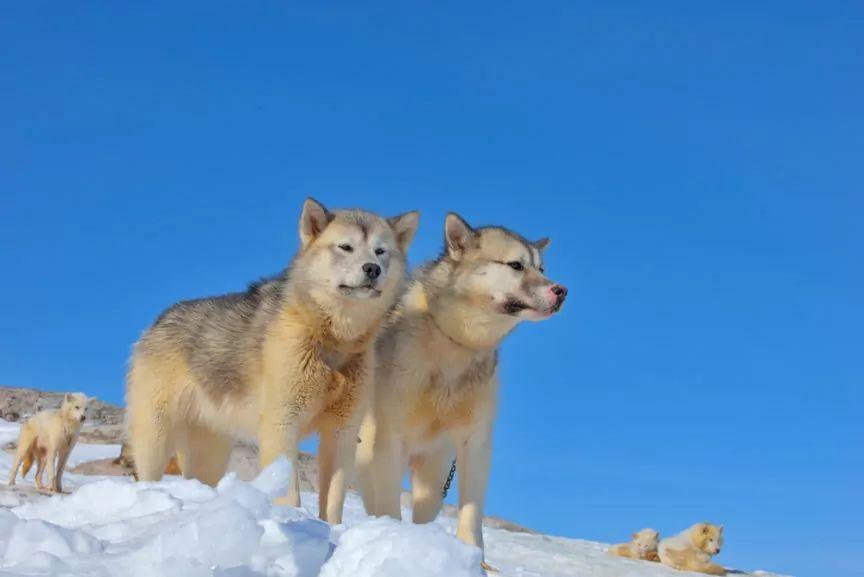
left=134, top=276, right=282, bottom=404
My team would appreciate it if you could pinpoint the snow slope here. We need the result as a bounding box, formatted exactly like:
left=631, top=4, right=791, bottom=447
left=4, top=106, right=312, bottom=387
left=0, top=420, right=790, bottom=577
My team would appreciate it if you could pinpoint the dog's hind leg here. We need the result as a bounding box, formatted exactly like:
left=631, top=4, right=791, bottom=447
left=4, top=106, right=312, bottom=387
left=126, top=354, right=179, bottom=482
left=179, top=422, right=232, bottom=487
left=410, top=442, right=455, bottom=524
left=128, top=407, right=173, bottom=482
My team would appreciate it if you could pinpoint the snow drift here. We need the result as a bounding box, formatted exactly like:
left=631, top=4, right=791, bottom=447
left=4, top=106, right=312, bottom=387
left=0, top=420, right=788, bottom=577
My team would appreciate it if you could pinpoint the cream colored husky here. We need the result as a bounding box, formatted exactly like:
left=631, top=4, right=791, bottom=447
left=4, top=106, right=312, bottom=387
left=126, top=198, right=418, bottom=523
left=8, top=393, right=89, bottom=493
left=356, top=213, right=567, bottom=560
left=659, top=522, right=726, bottom=575
left=608, top=528, right=661, bottom=561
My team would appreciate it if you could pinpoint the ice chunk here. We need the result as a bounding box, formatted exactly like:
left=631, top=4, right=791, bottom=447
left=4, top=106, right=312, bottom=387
left=4, top=519, right=101, bottom=564
left=261, top=518, right=331, bottom=577
left=138, top=498, right=264, bottom=569
left=5, top=550, right=69, bottom=574
left=250, top=457, right=292, bottom=497
left=217, top=473, right=271, bottom=519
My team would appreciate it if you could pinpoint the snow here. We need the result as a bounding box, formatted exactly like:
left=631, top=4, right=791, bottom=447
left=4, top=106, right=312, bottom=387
left=321, top=518, right=482, bottom=577
left=0, top=419, right=791, bottom=577
left=64, top=442, right=124, bottom=468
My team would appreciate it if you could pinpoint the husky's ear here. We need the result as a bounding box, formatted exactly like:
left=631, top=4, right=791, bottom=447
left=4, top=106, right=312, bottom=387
left=445, top=212, right=476, bottom=259
left=299, top=197, right=332, bottom=248
left=64, top=393, right=70, bottom=404
left=532, top=237, right=551, bottom=252
left=388, top=211, right=420, bottom=252
left=718, top=525, right=724, bottom=534
left=632, top=532, right=638, bottom=540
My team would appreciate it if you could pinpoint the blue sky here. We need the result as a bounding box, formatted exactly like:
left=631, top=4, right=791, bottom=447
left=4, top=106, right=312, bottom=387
left=1, top=2, right=861, bottom=576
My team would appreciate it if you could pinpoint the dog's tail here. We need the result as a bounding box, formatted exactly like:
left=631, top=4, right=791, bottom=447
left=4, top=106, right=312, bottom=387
left=21, top=451, right=34, bottom=478
left=17, top=425, right=37, bottom=479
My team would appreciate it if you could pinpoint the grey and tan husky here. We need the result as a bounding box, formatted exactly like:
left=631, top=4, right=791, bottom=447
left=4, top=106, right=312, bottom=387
left=356, top=212, right=567, bottom=562
left=126, top=198, right=419, bottom=523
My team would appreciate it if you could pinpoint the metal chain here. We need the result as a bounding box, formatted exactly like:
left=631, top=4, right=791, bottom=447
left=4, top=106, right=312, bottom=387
left=441, top=458, right=457, bottom=498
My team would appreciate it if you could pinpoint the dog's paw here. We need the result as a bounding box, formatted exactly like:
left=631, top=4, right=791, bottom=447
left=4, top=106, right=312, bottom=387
left=272, top=495, right=301, bottom=507
left=481, top=560, right=500, bottom=574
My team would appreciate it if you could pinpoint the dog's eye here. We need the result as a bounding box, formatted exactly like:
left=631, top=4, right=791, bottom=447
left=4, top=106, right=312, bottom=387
left=75, top=406, right=80, bottom=410
left=374, top=248, right=386, bottom=256
left=507, top=261, right=524, bottom=271
left=539, top=266, right=545, bottom=274
left=338, top=244, right=353, bottom=253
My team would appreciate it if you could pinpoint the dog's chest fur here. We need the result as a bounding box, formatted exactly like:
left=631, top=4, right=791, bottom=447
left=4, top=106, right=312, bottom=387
left=255, top=304, right=376, bottom=427
left=406, top=341, right=497, bottom=439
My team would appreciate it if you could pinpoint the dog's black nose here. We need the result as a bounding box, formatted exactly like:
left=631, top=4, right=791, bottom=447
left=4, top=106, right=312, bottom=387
left=551, top=284, right=567, bottom=298
left=362, top=263, right=381, bottom=280
left=80, top=415, right=86, bottom=422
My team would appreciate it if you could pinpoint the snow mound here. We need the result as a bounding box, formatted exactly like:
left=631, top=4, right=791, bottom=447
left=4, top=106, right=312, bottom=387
left=321, top=517, right=482, bottom=577
left=0, top=424, right=791, bottom=577
left=14, top=480, right=180, bottom=527
left=0, top=459, right=487, bottom=577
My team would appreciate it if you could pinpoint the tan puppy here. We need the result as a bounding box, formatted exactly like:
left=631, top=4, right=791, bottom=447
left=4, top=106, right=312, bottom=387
left=8, top=393, right=89, bottom=493
left=659, top=522, right=726, bottom=575
left=356, top=213, right=567, bottom=564
left=608, top=528, right=661, bottom=561
left=126, top=198, right=418, bottom=523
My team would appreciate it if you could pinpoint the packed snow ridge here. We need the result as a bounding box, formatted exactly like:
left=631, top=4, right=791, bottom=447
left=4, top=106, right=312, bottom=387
left=0, top=420, right=789, bottom=577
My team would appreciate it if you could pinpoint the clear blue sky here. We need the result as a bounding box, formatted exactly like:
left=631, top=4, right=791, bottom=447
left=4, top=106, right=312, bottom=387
left=1, top=3, right=861, bottom=576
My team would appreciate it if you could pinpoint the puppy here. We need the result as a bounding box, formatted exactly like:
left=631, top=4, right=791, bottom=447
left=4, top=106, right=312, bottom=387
left=609, top=528, right=661, bottom=561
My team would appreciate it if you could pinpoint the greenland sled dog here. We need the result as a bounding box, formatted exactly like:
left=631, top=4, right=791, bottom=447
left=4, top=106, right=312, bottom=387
left=8, top=393, right=89, bottom=493
left=659, top=522, right=726, bottom=575
left=356, top=213, right=567, bottom=559
left=127, top=198, right=418, bottom=523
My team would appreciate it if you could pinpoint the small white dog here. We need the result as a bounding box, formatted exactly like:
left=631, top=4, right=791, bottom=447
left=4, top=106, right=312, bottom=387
left=8, top=393, right=89, bottom=493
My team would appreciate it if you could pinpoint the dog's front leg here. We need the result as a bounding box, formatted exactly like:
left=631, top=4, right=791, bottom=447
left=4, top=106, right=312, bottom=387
left=699, top=562, right=727, bottom=575
left=259, top=411, right=303, bottom=507
left=34, top=450, right=47, bottom=490
left=318, top=421, right=360, bottom=524
left=454, top=424, right=493, bottom=553
left=259, top=340, right=329, bottom=507
left=44, top=444, right=59, bottom=493
left=369, top=423, right=404, bottom=520
left=53, top=442, right=73, bottom=493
